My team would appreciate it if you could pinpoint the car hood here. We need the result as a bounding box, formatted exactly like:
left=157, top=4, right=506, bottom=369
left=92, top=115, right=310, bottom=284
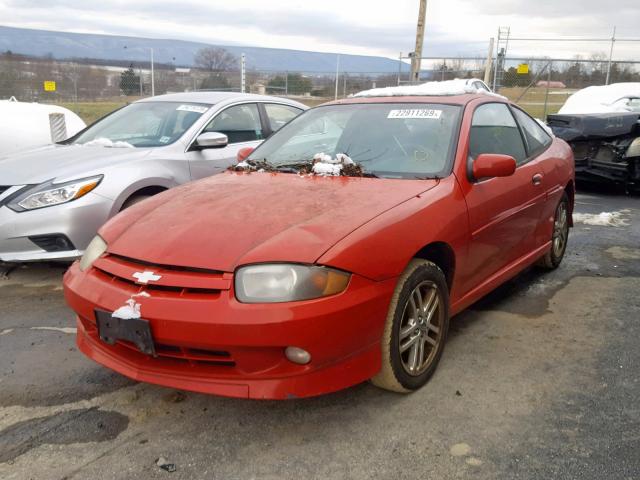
left=0, top=144, right=152, bottom=185
left=103, top=172, right=438, bottom=272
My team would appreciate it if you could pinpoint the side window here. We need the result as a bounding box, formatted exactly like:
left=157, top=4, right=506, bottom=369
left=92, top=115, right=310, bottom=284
left=265, top=104, right=302, bottom=132
left=204, top=103, right=263, bottom=144
left=512, top=107, right=552, bottom=157
left=469, top=103, right=527, bottom=165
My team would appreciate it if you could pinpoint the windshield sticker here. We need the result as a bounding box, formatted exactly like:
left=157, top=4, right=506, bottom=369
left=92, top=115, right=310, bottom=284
left=176, top=104, right=209, bottom=113
left=159, top=136, right=171, bottom=144
left=387, top=109, right=442, bottom=119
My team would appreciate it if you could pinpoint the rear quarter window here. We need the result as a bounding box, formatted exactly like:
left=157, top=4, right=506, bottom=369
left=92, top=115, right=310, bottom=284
left=511, top=107, right=552, bottom=157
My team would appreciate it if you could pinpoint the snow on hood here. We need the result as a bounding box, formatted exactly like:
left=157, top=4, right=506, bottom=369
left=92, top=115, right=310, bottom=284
left=82, top=137, right=135, bottom=148
left=311, top=153, right=354, bottom=176
left=354, top=78, right=506, bottom=99
left=558, top=83, right=640, bottom=114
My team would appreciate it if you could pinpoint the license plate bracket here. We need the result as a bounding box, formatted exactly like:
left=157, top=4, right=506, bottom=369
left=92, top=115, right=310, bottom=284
left=95, top=309, right=156, bottom=356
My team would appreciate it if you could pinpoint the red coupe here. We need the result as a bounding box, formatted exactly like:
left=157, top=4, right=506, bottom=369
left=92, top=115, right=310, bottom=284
left=64, top=92, right=574, bottom=399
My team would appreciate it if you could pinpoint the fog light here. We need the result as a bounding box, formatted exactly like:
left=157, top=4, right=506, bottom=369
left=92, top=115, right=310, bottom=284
left=285, top=346, right=311, bottom=365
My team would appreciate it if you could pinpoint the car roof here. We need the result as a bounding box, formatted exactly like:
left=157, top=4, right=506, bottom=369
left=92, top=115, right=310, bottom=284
left=324, top=93, right=502, bottom=107
left=136, top=91, right=306, bottom=107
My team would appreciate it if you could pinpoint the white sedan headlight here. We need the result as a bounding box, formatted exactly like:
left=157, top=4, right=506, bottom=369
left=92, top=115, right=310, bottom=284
left=235, top=264, right=350, bottom=303
left=79, top=235, right=108, bottom=271
left=8, top=175, right=103, bottom=212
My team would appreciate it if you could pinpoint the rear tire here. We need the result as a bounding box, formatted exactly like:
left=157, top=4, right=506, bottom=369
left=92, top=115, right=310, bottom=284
left=371, top=259, right=450, bottom=393
left=537, top=192, right=570, bottom=270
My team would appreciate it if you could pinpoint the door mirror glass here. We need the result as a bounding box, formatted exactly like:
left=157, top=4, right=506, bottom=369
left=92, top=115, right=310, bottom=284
left=195, top=132, right=228, bottom=149
left=473, top=153, right=516, bottom=179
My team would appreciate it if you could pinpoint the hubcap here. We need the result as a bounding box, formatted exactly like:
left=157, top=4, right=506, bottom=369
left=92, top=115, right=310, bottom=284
left=552, top=202, right=569, bottom=258
left=398, top=281, right=443, bottom=376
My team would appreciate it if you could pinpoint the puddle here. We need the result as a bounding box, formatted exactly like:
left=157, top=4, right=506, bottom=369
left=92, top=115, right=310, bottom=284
left=0, top=408, right=128, bottom=463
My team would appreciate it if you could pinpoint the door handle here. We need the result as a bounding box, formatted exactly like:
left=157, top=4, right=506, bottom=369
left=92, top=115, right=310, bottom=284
left=532, top=173, right=543, bottom=186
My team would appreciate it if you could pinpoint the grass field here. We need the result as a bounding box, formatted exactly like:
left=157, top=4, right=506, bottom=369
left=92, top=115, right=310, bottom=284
left=57, top=88, right=571, bottom=125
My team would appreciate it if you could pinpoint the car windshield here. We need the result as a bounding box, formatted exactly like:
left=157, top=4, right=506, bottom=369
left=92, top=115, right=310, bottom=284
left=72, top=101, right=210, bottom=148
left=247, top=103, right=461, bottom=178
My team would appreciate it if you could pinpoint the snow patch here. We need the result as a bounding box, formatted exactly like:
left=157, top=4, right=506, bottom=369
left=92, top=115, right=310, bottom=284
left=558, top=83, right=640, bottom=114
left=311, top=152, right=355, bottom=176
left=30, top=326, right=77, bottom=334
left=83, top=137, right=135, bottom=148
left=112, top=291, right=151, bottom=320
left=354, top=79, right=506, bottom=100
left=573, top=211, right=630, bottom=227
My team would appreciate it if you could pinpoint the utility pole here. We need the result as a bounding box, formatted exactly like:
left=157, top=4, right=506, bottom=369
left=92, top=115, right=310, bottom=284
left=483, top=37, right=494, bottom=85
left=605, top=26, right=616, bottom=85
left=410, top=0, right=427, bottom=82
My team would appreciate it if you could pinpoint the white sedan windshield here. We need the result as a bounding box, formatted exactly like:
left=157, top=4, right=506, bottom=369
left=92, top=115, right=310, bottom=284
left=73, top=102, right=210, bottom=148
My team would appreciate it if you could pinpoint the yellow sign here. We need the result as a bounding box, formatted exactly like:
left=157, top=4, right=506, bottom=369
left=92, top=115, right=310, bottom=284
left=43, top=81, right=56, bottom=92
left=517, top=64, right=529, bottom=75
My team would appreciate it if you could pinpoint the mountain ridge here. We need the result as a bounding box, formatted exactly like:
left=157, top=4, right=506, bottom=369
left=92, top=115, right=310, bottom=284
left=0, top=25, right=405, bottom=74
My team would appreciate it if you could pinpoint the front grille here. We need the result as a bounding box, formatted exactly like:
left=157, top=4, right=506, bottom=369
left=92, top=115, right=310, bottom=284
left=92, top=253, right=232, bottom=295
left=0, top=186, right=10, bottom=196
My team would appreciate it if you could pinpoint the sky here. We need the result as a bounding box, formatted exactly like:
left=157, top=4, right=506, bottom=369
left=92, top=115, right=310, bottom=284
left=1, top=0, right=639, bottom=60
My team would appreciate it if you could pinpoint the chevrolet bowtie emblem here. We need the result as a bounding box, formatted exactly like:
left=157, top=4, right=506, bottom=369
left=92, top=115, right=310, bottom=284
left=133, top=271, right=162, bottom=284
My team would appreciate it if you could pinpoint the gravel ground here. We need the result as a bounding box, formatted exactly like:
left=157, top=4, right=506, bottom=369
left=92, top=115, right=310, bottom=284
left=0, top=189, right=638, bottom=480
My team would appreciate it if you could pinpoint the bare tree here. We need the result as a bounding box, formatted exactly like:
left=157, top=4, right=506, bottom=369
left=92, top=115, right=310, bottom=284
left=194, top=47, right=237, bottom=72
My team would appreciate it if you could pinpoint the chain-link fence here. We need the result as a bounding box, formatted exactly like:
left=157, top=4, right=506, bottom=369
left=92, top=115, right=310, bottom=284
left=2, top=50, right=640, bottom=124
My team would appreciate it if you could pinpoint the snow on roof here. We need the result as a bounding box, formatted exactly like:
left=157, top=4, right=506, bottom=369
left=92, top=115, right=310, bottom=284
left=558, top=83, right=640, bottom=114
left=353, top=78, right=505, bottom=99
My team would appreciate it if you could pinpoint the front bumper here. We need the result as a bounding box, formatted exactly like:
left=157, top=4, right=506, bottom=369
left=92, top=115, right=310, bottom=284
left=64, top=260, right=397, bottom=399
left=0, top=192, right=113, bottom=262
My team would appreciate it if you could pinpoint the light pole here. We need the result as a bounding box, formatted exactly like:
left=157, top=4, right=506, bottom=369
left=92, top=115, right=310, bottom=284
left=124, top=45, right=154, bottom=96
left=150, top=47, right=155, bottom=96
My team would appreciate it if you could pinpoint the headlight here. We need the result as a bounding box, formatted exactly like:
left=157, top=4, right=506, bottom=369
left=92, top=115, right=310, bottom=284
left=235, top=264, right=350, bottom=303
left=79, top=235, right=108, bottom=271
left=626, top=137, right=640, bottom=158
left=8, top=175, right=103, bottom=212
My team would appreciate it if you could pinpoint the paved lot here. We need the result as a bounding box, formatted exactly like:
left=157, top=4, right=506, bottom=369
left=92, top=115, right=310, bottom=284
left=1, top=189, right=639, bottom=480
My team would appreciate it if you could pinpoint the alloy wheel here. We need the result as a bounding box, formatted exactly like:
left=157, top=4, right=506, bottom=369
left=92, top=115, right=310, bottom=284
left=398, top=280, right=443, bottom=376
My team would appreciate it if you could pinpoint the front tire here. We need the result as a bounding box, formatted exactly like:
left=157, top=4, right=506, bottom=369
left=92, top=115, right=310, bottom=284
left=537, top=192, right=570, bottom=270
left=372, top=259, right=450, bottom=393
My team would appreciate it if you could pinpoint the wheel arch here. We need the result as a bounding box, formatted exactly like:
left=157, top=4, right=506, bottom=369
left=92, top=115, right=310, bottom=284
left=565, top=180, right=575, bottom=227
left=412, top=241, right=456, bottom=292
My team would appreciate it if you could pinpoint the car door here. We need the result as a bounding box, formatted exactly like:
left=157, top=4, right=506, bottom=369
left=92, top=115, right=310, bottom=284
left=186, top=102, right=265, bottom=180
left=460, top=102, right=548, bottom=292
left=510, top=106, right=558, bottom=247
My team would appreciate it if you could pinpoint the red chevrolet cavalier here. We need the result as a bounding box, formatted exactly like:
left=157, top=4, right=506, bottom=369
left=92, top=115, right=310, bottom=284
left=64, top=91, right=574, bottom=399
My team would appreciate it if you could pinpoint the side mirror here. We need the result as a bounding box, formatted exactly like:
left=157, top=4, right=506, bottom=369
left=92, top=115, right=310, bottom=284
left=195, top=132, right=228, bottom=149
left=237, top=147, right=254, bottom=163
left=473, top=153, right=516, bottom=180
